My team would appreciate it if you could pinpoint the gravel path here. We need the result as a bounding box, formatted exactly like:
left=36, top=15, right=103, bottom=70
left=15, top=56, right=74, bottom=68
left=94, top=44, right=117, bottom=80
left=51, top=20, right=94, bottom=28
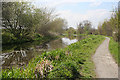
left=92, top=37, right=118, bottom=78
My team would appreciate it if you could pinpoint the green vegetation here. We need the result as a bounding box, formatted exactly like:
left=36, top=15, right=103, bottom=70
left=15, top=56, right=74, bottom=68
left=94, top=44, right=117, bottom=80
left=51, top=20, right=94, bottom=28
left=2, top=32, right=57, bottom=45
left=97, top=7, right=120, bottom=66
left=98, top=8, right=119, bottom=42
left=65, top=27, right=77, bottom=35
left=109, top=37, right=120, bottom=65
left=2, top=35, right=105, bottom=79
left=64, top=20, right=98, bottom=37
left=77, top=20, right=98, bottom=35
left=2, top=2, right=67, bottom=45
left=1, top=1, right=119, bottom=79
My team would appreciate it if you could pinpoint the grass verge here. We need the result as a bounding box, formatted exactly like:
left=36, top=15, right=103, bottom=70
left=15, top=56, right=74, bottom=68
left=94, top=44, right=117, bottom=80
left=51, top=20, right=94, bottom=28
left=2, top=35, right=105, bottom=79
left=109, top=37, right=120, bottom=65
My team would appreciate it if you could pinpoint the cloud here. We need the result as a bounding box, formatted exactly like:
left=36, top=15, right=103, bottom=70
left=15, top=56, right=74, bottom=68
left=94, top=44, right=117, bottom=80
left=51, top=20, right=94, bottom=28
left=90, top=1, right=102, bottom=7
left=1, top=0, right=119, bottom=2
left=57, top=9, right=112, bottom=29
left=33, top=0, right=119, bottom=10
left=32, top=0, right=116, bottom=29
left=34, top=0, right=95, bottom=8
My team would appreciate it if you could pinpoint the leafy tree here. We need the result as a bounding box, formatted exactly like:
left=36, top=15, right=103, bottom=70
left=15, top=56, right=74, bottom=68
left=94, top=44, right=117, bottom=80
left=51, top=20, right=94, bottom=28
left=98, top=8, right=119, bottom=42
left=77, top=20, right=92, bottom=34
left=77, top=22, right=84, bottom=34
left=110, top=9, right=119, bottom=42
left=49, top=18, right=67, bottom=34
left=2, top=2, right=68, bottom=44
left=33, top=8, right=56, bottom=36
left=83, top=20, right=92, bottom=34
left=2, top=2, right=34, bottom=41
left=67, top=27, right=76, bottom=35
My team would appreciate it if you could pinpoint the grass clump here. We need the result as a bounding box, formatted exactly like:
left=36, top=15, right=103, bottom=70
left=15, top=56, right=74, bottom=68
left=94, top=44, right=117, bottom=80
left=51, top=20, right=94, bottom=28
left=2, top=35, right=105, bottom=79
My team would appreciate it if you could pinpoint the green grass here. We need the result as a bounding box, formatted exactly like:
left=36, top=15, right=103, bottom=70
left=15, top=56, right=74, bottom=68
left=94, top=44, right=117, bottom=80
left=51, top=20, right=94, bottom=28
left=2, top=35, right=105, bottom=79
left=109, top=37, right=120, bottom=65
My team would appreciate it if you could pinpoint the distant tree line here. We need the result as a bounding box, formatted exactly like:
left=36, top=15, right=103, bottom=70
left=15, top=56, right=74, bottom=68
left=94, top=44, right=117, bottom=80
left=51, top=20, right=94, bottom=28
left=2, top=2, right=67, bottom=44
left=64, top=20, right=98, bottom=36
left=76, top=8, right=119, bottom=42
left=77, top=20, right=98, bottom=35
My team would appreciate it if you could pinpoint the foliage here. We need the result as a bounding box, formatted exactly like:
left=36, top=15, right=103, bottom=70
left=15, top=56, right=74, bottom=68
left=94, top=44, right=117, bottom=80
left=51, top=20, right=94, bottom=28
left=2, top=35, right=105, bottom=79
left=2, top=31, right=33, bottom=44
left=49, top=18, right=67, bottom=34
left=98, top=8, right=119, bottom=42
left=33, top=8, right=55, bottom=36
left=83, top=20, right=92, bottom=34
left=2, top=2, right=34, bottom=41
left=48, top=60, right=81, bottom=79
left=2, top=32, right=15, bottom=44
left=109, top=37, right=120, bottom=65
left=2, top=2, right=67, bottom=44
left=65, top=27, right=77, bottom=36
left=77, top=20, right=97, bottom=35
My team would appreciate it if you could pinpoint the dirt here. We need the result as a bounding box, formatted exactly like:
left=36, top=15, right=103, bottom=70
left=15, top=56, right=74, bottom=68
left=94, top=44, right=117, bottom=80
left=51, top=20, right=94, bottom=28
left=92, top=37, right=118, bottom=78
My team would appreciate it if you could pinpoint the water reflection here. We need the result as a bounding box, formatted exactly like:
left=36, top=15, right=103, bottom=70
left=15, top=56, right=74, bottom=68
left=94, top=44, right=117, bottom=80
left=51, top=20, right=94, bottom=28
left=1, top=36, right=86, bottom=69
left=47, top=38, right=65, bottom=50
left=62, top=38, right=78, bottom=45
left=1, top=50, right=40, bottom=69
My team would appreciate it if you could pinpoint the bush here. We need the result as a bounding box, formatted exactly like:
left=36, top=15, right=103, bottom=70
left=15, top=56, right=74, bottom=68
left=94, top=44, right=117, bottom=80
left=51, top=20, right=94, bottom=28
left=2, top=32, right=33, bottom=44
left=48, top=61, right=82, bottom=79
left=2, top=33, right=16, bottom=44
left=34, top=33, right=43, bottom=41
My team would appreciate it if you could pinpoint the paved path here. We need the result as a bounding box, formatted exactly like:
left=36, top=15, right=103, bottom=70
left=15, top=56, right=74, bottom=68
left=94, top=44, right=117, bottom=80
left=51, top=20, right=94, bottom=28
left=92, top=37, right=118, bottom=78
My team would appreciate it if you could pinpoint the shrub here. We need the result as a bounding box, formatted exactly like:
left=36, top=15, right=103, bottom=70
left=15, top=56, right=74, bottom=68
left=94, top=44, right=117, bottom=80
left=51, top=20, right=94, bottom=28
left=2, top=33, right=15, bottom=44
left=48, top=60, right=82, bottom=79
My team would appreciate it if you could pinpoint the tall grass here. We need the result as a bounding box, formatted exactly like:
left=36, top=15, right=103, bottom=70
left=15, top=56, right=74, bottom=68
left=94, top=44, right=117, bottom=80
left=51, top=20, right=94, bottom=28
left=109, top=37, right=119, bottom=65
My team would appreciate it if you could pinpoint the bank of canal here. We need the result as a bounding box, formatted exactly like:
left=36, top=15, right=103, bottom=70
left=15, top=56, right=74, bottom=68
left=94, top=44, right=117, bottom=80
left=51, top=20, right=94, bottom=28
left=1, top=35, right=86, bottom=69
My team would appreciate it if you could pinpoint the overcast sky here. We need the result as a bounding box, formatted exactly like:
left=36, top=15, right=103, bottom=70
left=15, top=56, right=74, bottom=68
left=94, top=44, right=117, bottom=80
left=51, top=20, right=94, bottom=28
left=32, top=0, right=118, bottom=29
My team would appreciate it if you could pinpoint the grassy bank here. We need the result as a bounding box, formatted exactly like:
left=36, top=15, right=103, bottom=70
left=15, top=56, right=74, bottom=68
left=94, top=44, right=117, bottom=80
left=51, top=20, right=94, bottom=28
left=2, top=35, right=105, bottom=79
left=109, top=37, right=120, bottom=65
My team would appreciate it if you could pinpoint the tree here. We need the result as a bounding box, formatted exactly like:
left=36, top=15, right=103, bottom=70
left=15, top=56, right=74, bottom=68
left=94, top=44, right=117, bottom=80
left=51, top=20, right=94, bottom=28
left=33, top=8, right=56, bottom=36
left=49, top=18, right=67, bottom=34
left=110, top=9, right=119, bottom=41
left=2, top=2, right=68, bottom=44
left=77, top=22, right=84, bottom=34
left=67, top=27, right=76, bottom=35
left=83, top=20, right=92, bottom=34
left=97, top=8, right=119, bottom=42
left=77, top=20, right=92, bottom=34
left=2, top=2, right=34, bottom=41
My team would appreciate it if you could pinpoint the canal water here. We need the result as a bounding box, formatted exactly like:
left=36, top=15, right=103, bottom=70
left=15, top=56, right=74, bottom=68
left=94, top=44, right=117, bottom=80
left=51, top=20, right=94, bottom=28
left=1, top=35, right=86, bottom=69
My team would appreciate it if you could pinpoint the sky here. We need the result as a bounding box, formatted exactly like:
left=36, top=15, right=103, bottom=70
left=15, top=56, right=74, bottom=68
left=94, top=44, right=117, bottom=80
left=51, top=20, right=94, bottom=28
left=32, top=0, right=119, bottom=29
